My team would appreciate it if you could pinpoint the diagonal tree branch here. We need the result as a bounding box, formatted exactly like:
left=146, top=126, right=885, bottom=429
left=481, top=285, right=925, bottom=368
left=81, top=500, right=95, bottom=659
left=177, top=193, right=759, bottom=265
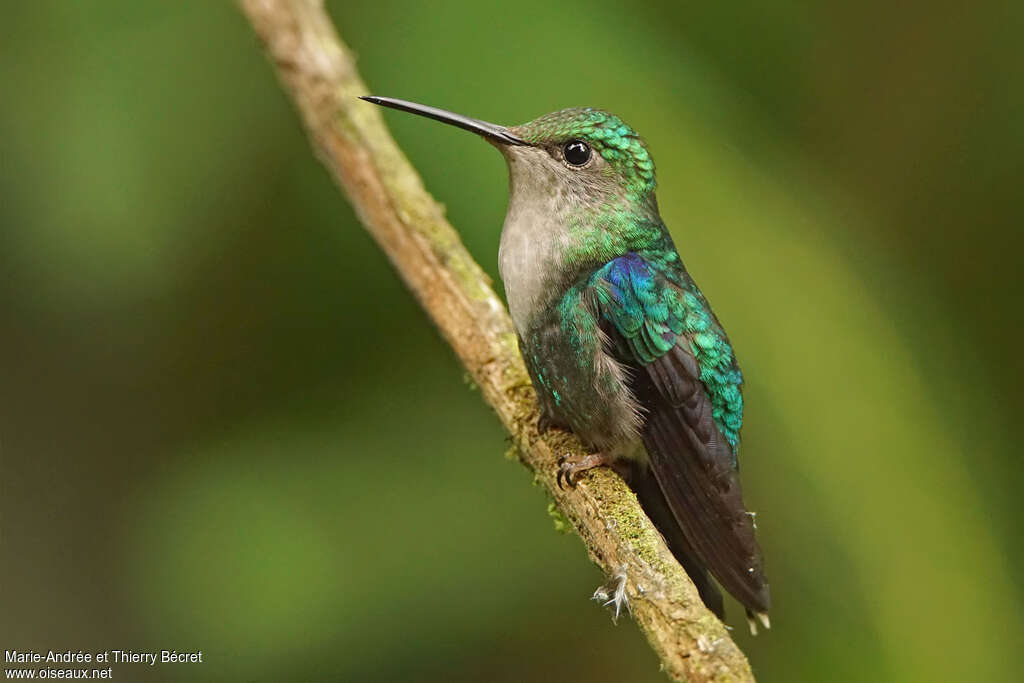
left=239, top=1, right=756, bottom=680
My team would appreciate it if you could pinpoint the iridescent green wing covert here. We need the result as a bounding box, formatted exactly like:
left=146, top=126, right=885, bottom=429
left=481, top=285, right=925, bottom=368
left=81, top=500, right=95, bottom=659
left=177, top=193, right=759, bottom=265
left=590, top=252, right=744, bottom=449
left=586, top=251, right=770, bottom=614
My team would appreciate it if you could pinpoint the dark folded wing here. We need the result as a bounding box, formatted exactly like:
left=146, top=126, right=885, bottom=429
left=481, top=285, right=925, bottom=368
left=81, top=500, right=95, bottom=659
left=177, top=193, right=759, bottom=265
left=633, top=344, right=770, bottom=613
left=626, top=458, right=725, bottom=618
left=590, top=253, right=770, bottom=614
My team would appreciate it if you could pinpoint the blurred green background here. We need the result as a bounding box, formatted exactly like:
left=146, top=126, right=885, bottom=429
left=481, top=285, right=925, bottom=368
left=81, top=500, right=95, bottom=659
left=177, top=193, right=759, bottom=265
left=2, top=1, right=1022, bottom=681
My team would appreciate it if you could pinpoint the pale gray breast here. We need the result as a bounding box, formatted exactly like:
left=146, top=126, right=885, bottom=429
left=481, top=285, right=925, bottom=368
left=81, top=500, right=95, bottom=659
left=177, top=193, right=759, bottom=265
left=498, top=203, right=567, bottom=332
left=497, top=147, right=575, bottom=332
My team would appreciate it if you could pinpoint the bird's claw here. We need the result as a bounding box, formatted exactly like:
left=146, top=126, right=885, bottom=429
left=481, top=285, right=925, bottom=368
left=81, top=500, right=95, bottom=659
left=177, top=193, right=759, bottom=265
left=556, top=452, right=607, bottom=490
left=556, top=453, right=575, bottom=490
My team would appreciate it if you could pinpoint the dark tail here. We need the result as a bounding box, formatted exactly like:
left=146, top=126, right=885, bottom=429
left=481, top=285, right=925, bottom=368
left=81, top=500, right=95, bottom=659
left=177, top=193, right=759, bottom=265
left=641, top=406, right=771, bottom=617
left=626, top=461, right=725, bottom=618
left=624, top=345, right=771, bottom=621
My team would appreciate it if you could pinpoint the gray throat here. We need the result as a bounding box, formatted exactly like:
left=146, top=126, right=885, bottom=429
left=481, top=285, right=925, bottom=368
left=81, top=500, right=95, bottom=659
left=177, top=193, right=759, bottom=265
left=497, top=147, right=574, bottom=333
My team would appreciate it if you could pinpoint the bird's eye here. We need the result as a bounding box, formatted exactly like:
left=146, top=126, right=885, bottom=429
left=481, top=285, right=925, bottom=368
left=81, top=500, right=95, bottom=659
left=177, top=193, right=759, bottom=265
left=562, top=140, right=591, bottom=166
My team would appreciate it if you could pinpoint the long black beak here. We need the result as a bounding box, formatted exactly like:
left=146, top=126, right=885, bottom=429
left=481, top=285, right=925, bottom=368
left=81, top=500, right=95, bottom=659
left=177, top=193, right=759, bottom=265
left=360, top=96, right=527, bottom=146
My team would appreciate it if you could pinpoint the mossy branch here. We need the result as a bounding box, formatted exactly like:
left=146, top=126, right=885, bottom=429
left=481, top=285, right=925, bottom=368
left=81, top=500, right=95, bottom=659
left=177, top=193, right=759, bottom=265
left=239, top=1, right=756, bottom=680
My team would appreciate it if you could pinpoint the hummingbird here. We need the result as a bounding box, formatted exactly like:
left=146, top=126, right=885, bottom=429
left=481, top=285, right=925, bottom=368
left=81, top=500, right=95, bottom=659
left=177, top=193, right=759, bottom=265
left=361, top=96, right=770, bottom=631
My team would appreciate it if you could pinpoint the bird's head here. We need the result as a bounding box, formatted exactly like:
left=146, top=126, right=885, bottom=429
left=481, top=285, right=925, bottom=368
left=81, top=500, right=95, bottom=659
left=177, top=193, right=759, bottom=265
left=360, top=97, right=657, bottom=212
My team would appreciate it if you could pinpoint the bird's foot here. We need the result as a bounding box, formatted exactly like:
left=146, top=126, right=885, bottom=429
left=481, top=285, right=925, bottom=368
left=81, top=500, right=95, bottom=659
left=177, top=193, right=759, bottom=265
left=592, top=568, right=631, bottom=623
left=557, top=452, right=612, bottom=490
